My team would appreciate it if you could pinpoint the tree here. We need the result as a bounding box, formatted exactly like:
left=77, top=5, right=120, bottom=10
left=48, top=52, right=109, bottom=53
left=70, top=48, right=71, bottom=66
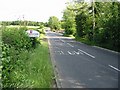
left=74, top=2, right=92, bottom=39
left=103, top=2, right=120, bottom=51
left=62, top=0, right=120, bottom=51
left=48, top=16, right=61, bottom=30
left=62, top=3, right=76, bottom=35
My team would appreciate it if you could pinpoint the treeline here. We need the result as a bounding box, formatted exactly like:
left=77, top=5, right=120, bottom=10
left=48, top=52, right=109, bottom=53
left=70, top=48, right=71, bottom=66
left=62, top=1, right=120, bottom=52
left=0, top=21, right=48, bottom=26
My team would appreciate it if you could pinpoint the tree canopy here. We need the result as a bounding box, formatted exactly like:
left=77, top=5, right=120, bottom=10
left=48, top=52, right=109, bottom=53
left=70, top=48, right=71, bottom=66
left=62, top=1, right=120, bottom=51
left=48, top=16, right=61, bottom=30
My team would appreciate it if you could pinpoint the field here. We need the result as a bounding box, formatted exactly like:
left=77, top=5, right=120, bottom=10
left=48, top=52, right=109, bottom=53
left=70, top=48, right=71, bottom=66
left=6, top=25, right=39, bottom=29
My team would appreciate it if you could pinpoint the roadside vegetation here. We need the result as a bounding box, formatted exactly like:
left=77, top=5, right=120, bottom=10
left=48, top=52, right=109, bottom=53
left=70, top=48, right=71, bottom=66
left=47, top=1, right=120, bottom=52
left=64, top=1, right=120, bottom=52
left=1, top=25, right=54, bottom=88
left=0, top=1, right=119, bottom=87
left=48, top=16, right=61, bottom=32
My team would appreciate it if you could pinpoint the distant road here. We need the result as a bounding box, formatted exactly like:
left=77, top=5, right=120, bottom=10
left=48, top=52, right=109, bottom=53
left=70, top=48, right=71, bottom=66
left=46, top=31, right=119, bottom=88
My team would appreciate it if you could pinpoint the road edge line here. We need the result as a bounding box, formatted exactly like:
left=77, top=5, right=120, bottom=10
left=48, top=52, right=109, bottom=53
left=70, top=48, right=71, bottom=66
left=109, top=65, right=120, bottom=72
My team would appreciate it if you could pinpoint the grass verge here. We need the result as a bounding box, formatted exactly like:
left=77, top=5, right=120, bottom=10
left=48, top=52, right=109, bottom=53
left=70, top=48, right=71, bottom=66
left=63, top=34, right=75, bottom=39
left=10, top=34, right=54, bottom=88
left=75, top=37, right=95, bottom=45
left=75, top=37, right=119, bottom=52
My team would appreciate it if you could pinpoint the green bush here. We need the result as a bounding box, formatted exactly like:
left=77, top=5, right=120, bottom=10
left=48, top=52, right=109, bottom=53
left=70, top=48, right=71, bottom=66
left=1, top=27, right=39, bottom=87
left=2, top=27, right=33, bottom=50
left=37, top=29, right=45, bottom=34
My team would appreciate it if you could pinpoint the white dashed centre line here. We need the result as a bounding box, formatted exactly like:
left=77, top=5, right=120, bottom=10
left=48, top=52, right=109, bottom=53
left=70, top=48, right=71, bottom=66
left=59, top=39, right=65, bottom=43
left=78, top=49, right=95, bottom=58
left=59, top=39, right=74, bottom=47
left=109, top=65, right=120, bottom=72
left=67, top=43, right=74, bottom=47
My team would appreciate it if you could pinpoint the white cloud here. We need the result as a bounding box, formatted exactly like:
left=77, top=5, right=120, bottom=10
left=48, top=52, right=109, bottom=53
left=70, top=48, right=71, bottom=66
left=0, top=0, right=68, bottom=22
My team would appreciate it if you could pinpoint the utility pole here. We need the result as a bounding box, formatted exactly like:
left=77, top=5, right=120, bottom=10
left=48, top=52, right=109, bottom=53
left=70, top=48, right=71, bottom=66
left=92, top=0, right=95, bottom=42
left=18, top=16, right=22, bottom=28
left=23, top=15, right=26, bottom=26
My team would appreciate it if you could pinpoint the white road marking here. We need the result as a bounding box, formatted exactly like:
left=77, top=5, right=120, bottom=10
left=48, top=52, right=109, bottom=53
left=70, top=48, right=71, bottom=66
left=109, top=65, right=120, bottom=72
left=74, top=51, right=80, bottom=55
left=67, top=51, right=75, bottom=55
left=55, top=51, right=64, bottom=55
left=60, top=51, right=64, bottom=55
left=77, top=50, right=84, bottom=55
left=59, top=39, right=74, bottom=47
left=78, top=49, right=95, bottom=58
left=59, top=39, right=65, bottom=43
left=74, top=51, right=83, bottom=55
left=67, top=43, right=74, bottom=47
left=61, top=40, right=65, bottom=43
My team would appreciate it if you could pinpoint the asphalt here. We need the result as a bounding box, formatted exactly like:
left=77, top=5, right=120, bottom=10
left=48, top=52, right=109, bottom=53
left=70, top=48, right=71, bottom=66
left=46, top=31, right=119, bottom=88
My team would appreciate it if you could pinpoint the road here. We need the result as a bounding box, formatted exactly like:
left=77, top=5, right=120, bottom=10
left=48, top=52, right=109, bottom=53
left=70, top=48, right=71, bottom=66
left=46, top=31, right=119, bottom=88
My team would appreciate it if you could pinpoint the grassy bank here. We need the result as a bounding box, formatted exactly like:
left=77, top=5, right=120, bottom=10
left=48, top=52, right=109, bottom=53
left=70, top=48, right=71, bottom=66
left=75, top=37, right=95, bottom=45
left=64, top=34, right=75, bottom=38
left=1, top=26, right=54, bottom=88
left=63, top=33, right=119, bottom=52
left=75, top=37, right=119, bottom=52
left=11, top=38, right=53, bottom=88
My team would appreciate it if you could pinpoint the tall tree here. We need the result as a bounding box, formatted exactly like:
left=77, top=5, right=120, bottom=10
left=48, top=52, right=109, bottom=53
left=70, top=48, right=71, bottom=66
left=74, top=2, right=92, bottom=38
left=62, top=3, right=76, bottom=35
left=48, top=16, right=60, bottom=30
left=63, top=0, right=120, bottom=51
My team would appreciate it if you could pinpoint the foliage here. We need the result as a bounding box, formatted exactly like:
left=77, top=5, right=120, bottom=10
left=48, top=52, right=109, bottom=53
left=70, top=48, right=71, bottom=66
left=35, top=24, right=45, bottom=35
left=63, top=1, right=120, bottom=52
left=62, top=4, right=76, bottom=35
left=1, top=26, right=53, bottom=88
left=39, top=24, right=44, bottom=29
left=93, top=2, right=120, bottom=51
left=16, top=41, right=53, bottom=88
left=48, top=16, right=61, bottom=30
left=1, top=21, right=45, bottom=26
left=2, top=27, right=33, bottom=51
left=1, top=26, right=40, bottom=87
left=1, top=40, right=53, bottom=88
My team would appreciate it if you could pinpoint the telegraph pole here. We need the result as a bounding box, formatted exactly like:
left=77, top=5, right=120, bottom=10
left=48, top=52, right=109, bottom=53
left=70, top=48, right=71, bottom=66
left=23, top=15, right=26, bottom=26
left=92, top=0, right=95, bottom=42
left=18, top=15, right=23, bottom=28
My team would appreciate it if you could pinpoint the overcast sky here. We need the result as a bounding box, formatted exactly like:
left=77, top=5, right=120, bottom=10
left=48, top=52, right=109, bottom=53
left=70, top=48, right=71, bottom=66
left=0, top=0, right=119, bottom=22
left=0, top=0, right=69, bottom=22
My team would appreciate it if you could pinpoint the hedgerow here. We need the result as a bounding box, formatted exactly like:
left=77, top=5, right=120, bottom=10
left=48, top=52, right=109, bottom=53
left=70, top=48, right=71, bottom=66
left=1, top=26, right=38, bottom=87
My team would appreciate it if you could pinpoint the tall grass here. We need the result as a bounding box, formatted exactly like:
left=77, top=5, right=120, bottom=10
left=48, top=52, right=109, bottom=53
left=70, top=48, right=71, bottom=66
left=1, top=26, right=54, bottom=88
left=11, top=40, right=53, bottom=88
